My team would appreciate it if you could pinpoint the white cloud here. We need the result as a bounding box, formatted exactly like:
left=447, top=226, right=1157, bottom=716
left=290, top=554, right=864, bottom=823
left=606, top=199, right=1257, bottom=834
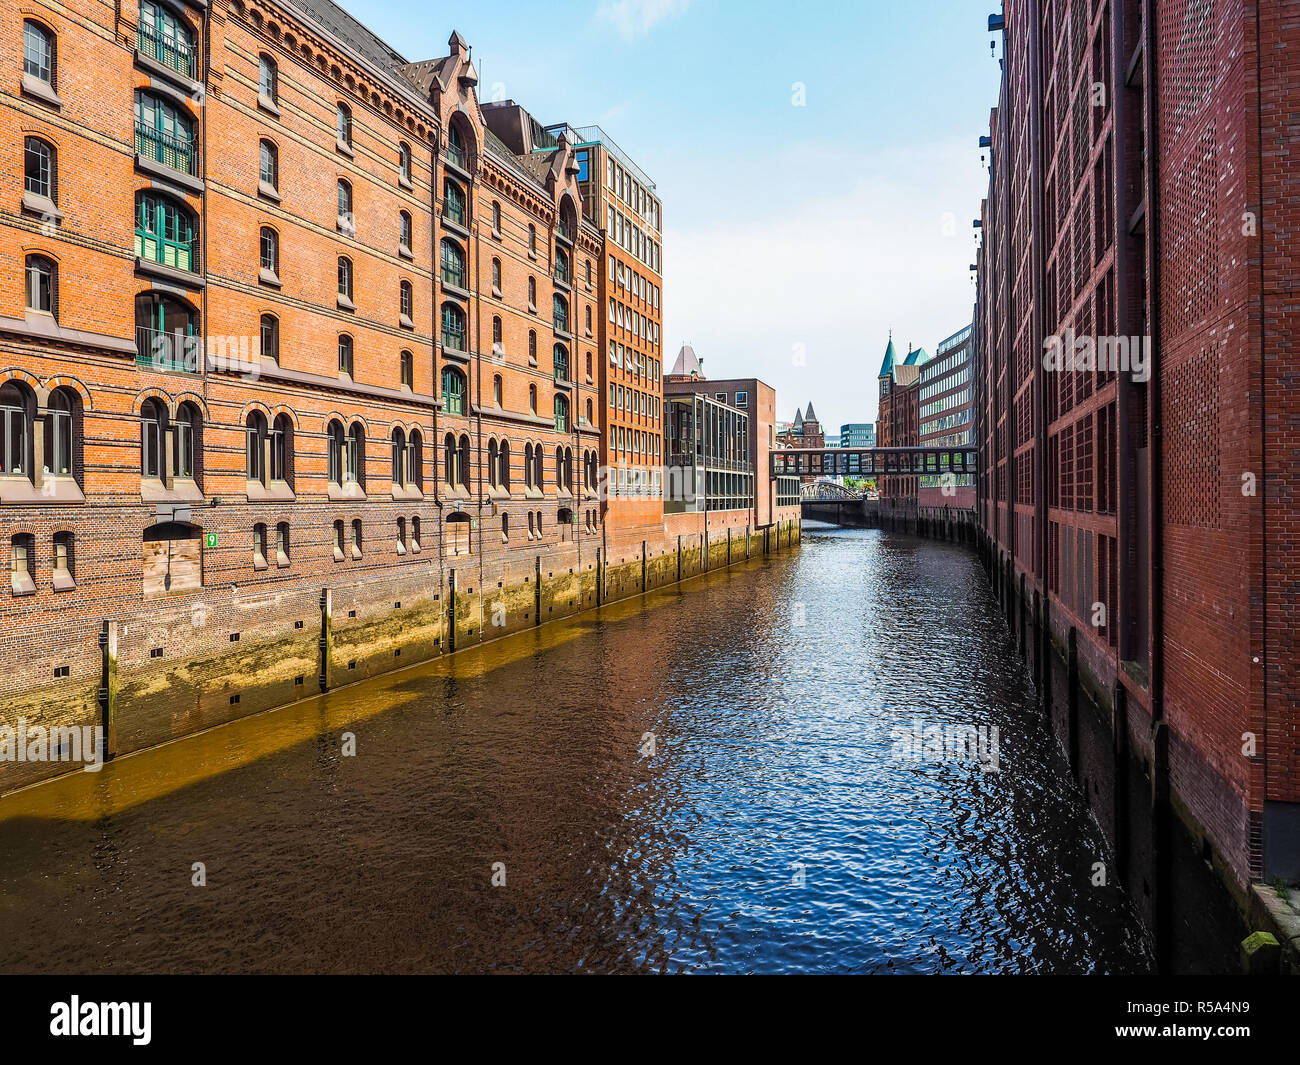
left=662, top=138, right=984, bottom=432
left=596, top=0, right=690, bottom=39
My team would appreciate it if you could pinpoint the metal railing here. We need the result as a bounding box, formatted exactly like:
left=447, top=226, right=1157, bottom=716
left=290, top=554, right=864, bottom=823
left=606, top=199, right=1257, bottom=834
left=136, top=24, right=197, bottom=79
left=135, top=122, right=197, bottom=176
left=136, top=326, right=200, bottom=373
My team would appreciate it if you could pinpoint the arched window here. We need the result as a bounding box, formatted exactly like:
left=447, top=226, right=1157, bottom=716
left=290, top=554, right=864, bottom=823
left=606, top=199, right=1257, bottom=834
left=252, top=523, right=268, bottom=569
left=555, top=447, right=565, bottom=491
left=524, top=442, right=534, bottom=489
left=135, top=91, right=196, bottom=175
left=586, top=350, right=593, bottom=380
left=487, top=439, right=499, bottom=488
left=0, top=382, right=35, bottom=478
left=411, top=516, right=422, bottom=552
left=396, top=516, right=407, bottom=555
left=443, top=432, right=456, bottom=485
left=270, top=413, right=292, bottom=484
left=391, top=427, right=407, bottom=486
left=246, top=411, right=268, bottom=483
left=553, top=294, right=569, bottom=334
left=457, top=435, right=470, bottom=489
left=408, top=429, right=423, bottom=489
left=491, top=200, right=502, bottom=233
left=441, top=302, right=466, bottom=352
left=554, top=247, right=570, bottom=285
left=337, top=256, right=353, bottom=303
left=499, top=439, right=510, bottom=490
left=25, top=255, right=56, bottom=316
left=258, top=53, right=277, bottom=103
left=554, top=394, right=570, bottom=433
left=585, top=259, right=592, bottom=284
left=501, top=512, right=510, bottom=541
left=346, top=423, right=364, bottom=485
left=558, top=197, right=576, bottom=240
left=528, top=330, right=537, bottom=364
left=446, top=121, right=466, bottom=169
left=533, top=444, right=544, bottom=488
left=564, top=447, right=574, bottom=491
left=398, top=142, right=411, bottom=184
left=491, top=257, right=502, bottom=293
left=586, top=397, right=593, bottom=425
left=138, top=1, right=196, bottom=78
left=140, top=398, right=167, bottom=479
left=400, top=280, right=413, bottom=324
left=45, top=386, right=77, bottom=478
left=52, top=530, right=75, bottom=589
left=441, top=367, right=465, bottom=416
left=443, top=179, right=466, bottom=227
left=259, top=314, right=278, bottom=365
left=259, top=139, right=278, bottom=193
left=528, top=224, right=537, bottom=254
left=336, top=102, right=352, bottom=147
left=528, top=384, right=537, bottom=414
left=327, top=420, right=345, bottom=484
left=492, top=374, right=502, bottom=407
left=553, top=343, right=569, bottom=383
left=135, top=293, right=197, bottom=369
left=337, top=179, right=353, bottom=228
left=24, top=137, right=55, bottom=202
left=492, top=316, right=502, bottom=353
left=527, top=276, right=536, bottom=309
left=440, top=238, right=465, bottom=289
left=399, top=210, right=412, bottom=252
left=259, top=226, right=278, bottom=276
left=400, top=349, right=414, bottom=390
left=23, top=20, right=55, bottom=88
left=136, top=192, right=195, bottom=271
left=585, top=305, right=593, bottom=335
left=337, top=334, right=353, bottom=376
left=351, top=518, right=363, bottom=558
left=174, top=401, right=200, bottom=481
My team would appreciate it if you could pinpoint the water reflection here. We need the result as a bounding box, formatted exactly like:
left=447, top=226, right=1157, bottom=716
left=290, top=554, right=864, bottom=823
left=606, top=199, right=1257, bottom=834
left=0, top=525, right=1153, bottom=974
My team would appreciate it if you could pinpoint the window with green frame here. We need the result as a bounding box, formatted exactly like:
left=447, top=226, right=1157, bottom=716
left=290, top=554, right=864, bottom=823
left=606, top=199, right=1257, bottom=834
left=443, top=180, right=466, bottom=226
left=441, top=367, right=466, bottom=416
left=553, top=395, right=569, bottom=433
left=441, top=302, right=466, bottom=351
left=137, top=0, right=196, bottom=78
left=134, top=91, right=196, bottom=175
left=135, top=192, right=195, bottom=271
left=440, top=239, right=466, bottom=289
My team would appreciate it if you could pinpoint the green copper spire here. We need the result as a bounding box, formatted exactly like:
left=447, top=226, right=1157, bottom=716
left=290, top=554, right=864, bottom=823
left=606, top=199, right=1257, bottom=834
left=878, top=333, right=898, bottom=378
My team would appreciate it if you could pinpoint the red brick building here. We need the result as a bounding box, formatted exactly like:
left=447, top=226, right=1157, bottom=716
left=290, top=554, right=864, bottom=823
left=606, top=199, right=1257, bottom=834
left=876, top=335, right=925, bottom=501
left=974, top=0, right=1300, bottom=909
left=0, top=0, right=696, bottom=790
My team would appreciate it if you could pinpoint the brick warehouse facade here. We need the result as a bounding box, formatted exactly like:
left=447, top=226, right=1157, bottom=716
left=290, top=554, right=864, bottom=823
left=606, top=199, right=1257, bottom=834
left=974, top=0, right=1300, bottom=945
left=0, top=0, right=801, bottom=792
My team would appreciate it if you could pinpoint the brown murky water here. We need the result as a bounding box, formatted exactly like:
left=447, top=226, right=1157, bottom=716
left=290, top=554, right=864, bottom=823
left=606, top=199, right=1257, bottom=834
left=0, top=526, right=1154, bottom=973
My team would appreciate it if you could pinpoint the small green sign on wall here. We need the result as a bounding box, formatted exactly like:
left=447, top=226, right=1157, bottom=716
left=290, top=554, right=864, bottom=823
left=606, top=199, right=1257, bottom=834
left=205, top=533, right=218, bottom=548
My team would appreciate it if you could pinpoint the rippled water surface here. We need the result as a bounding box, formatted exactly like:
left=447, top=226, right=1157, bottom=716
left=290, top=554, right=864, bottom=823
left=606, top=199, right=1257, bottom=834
left=0, top=525, right=1153, bottom=973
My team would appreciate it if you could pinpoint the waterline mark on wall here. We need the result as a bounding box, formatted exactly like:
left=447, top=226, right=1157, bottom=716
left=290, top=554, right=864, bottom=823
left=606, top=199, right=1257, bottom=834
left=1043, top=326, right=1151, bottom=383
left=0, top=719, right=103, bottom=772
left=889, top=720, right=1001, bottom=772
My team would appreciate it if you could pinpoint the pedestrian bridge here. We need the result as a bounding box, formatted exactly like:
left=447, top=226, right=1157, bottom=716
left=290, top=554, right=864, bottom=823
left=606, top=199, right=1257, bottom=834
left=773, top=445, right=977, bottom=480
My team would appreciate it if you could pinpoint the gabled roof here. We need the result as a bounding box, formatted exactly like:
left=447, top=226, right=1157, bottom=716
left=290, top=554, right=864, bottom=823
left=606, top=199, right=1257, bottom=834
left=903, top=346, right=931, bottom=367
left=878, top=336, right=898, bottom=378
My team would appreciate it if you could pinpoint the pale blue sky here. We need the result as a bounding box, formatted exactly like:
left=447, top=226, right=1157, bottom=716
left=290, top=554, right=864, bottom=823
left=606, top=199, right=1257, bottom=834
left=345, top=0, right=1002, bottom=430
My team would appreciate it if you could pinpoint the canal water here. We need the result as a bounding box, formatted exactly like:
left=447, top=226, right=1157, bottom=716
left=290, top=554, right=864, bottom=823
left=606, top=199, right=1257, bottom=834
left=0, top=525, right=1154, bottom=974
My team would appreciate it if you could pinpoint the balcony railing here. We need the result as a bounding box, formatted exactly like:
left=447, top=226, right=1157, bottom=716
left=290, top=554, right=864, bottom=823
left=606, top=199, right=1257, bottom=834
left=442, top=200, right=466, bottom=227
left=135, top=228, right=197, bottom=272
left=441, top=263, right=467, bottom=290
left=442, top=323, right=466, bottom=352
left=136, top=24, right=197, bottom=79
left=135, top=122, right=198, bottom=176
left=136, top=326, right=201, bottom=373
